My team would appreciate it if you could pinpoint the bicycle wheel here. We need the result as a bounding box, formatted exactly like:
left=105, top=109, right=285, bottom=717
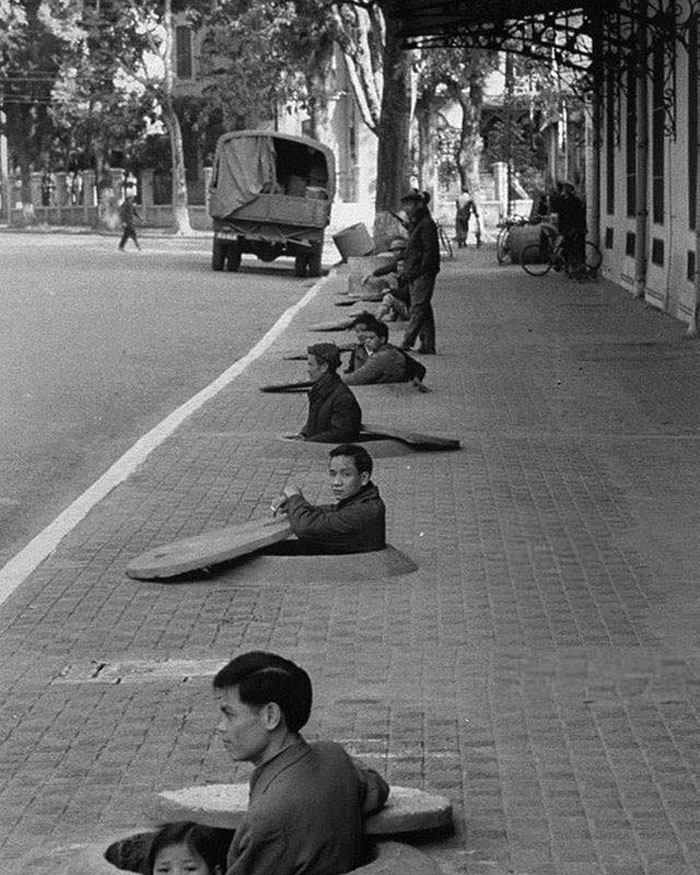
left=496, top=228, right=511, bottom=264
left=438, top=225, right=454, bottom=260
left=521, top=243, right=553, bottom=276
left=585, top=241, right=602, bottom=271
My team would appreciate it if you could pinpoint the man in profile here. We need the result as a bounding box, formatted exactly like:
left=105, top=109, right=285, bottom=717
left=289, top=343, right=362, bottom=442
left=214, top=651, right=389, bottom=875
left=271, top=443, right=386, bottom=554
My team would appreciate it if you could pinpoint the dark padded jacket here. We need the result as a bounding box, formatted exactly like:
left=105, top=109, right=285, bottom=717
left=285, top=483, right=386, bottom=553
left=226, top=738, right=389, bottom=875
left=301, top=373, right=362, bottom=443
left=402, top=208, right=440, bottom=281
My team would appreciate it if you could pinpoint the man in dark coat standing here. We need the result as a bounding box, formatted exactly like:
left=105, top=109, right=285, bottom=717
left=553, top=181, right=586, bottom=274
left=400, top=191, right=440, bottom=355
left=293, top=343, right=362, bottom=442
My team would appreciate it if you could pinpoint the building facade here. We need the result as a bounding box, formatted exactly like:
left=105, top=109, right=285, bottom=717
left=599, top=2, right=698, bottom=325
left=387, top=0, right=700, bottom=329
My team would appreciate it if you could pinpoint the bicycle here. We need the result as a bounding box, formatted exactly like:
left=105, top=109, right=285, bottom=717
left=520, top=233, right=602, bottom=279
left=496, top=215, right=529, bottom=264
left=436, top=221, right=454, bottom=260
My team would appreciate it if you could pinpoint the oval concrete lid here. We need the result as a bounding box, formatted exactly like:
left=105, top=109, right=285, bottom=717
left=149, top=783, right=452, bottom=835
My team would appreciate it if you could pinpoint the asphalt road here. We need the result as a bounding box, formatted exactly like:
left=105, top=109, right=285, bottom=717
left=0, top=231, right=318, bottom=568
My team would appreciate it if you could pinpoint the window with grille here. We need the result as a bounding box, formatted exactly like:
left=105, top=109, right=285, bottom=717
left=176, top=26, right=193, bottom=80
left=689, top=14, right=697, bottom=231
left=606, top=65, right=615, bottom=215
left=626, top=65, right=636, bottom=218
left=652, top=41, right=665, bottom=225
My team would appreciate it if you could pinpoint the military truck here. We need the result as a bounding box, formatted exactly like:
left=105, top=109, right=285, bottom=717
left=208, top=130, right=335, bottom=277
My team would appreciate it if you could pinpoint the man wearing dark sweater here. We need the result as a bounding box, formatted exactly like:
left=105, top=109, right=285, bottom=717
left=271, top=444, right=386, bottom=553
left=290, top=343, right=362, bottom=443
left=214, top=651, right=389, bottom=875
left=343, top=320, right=426, bottom=386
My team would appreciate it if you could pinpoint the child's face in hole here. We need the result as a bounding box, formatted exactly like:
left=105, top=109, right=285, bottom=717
left=152, top=840, right=214, bottom=875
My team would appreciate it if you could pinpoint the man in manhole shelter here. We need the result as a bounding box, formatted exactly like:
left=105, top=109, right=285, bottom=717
left=215, top=651, right=389, bottom=875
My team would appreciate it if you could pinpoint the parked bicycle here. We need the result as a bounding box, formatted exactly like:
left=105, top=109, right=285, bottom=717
left=496, top=214, right=529, bottom=264
left=436, top=221, right=454, bottom=260
left=520, top=232, right=602, bottom=279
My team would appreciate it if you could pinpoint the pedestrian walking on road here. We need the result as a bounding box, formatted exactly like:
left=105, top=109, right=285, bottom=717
left=118, top=195, right=142, bottom=251
left=399, top=190, right=440, bottom=355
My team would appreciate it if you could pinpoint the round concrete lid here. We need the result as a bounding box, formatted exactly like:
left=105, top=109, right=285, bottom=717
left=148, top=783, right=452, bottom=836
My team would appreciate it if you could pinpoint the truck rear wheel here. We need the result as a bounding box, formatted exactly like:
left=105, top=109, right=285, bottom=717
left=307, top=244, right=322, bottom=278
left=294, top=254, right=308, bottom=277
left=226, top=246, right=241, bottom=272
left=212, top=241, right=226, bottom=271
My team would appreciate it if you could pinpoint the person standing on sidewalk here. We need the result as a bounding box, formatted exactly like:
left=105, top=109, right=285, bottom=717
left=552, top=181, right=586, bottom=275
left=399, top=190, right=440, bottom=355
left=214, top=651, right=389, bottom=875
left=118, top=194, right=142, bottom=251
left=454, top=188, right=478, bottom=248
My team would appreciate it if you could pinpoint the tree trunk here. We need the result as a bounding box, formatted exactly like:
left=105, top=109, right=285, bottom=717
left=162, top=97, right=192, bottom=235
left=458, top=86, right=484, bottom=195
left=374, top=14, right=413, bottom=248
left=307, top=78, right=333, bottom=144
left=416, top=103, right=438, bottom=204
left=163, top=0, right=192, bottom=235
left=19, top=159, right=35, bottom=226
left=332, top=4, right=382, bottom=135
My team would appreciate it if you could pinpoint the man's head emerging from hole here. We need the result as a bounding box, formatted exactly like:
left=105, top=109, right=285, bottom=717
left=213, top=652, right=312, bottom=766
left=328, top=444, right=372, bottom=502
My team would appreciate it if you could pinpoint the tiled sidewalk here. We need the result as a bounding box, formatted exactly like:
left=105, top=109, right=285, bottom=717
left=3, top=246, right=700, bottom=874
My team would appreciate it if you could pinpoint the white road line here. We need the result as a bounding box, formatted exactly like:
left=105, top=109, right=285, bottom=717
left=0, top=273, right=332, bottom=606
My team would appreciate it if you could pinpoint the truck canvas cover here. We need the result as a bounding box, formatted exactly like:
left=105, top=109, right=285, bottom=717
left=209, top=131, right=335, bottom=230
left=209, top=134, right=276, bottom=220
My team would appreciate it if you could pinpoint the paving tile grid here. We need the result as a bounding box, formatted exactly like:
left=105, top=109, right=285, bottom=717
left=2, top=247, right=700, bottom=874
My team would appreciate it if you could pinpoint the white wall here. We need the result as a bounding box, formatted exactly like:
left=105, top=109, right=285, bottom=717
left=600, top=12, right=696, bottom=326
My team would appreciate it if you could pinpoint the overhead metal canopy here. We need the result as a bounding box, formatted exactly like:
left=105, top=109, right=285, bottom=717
left=381, top=0, right=599, bottom=72
left=384, top=0, right=590, bottom=39
left=381, top=0, right=700, bottom=134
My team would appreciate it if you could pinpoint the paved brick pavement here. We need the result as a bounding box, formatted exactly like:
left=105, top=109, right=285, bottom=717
left=3, top=244, right=700, bottom=874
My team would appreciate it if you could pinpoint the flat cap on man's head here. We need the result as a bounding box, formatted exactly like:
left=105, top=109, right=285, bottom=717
left=308, top=342, right=341, bottom=370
